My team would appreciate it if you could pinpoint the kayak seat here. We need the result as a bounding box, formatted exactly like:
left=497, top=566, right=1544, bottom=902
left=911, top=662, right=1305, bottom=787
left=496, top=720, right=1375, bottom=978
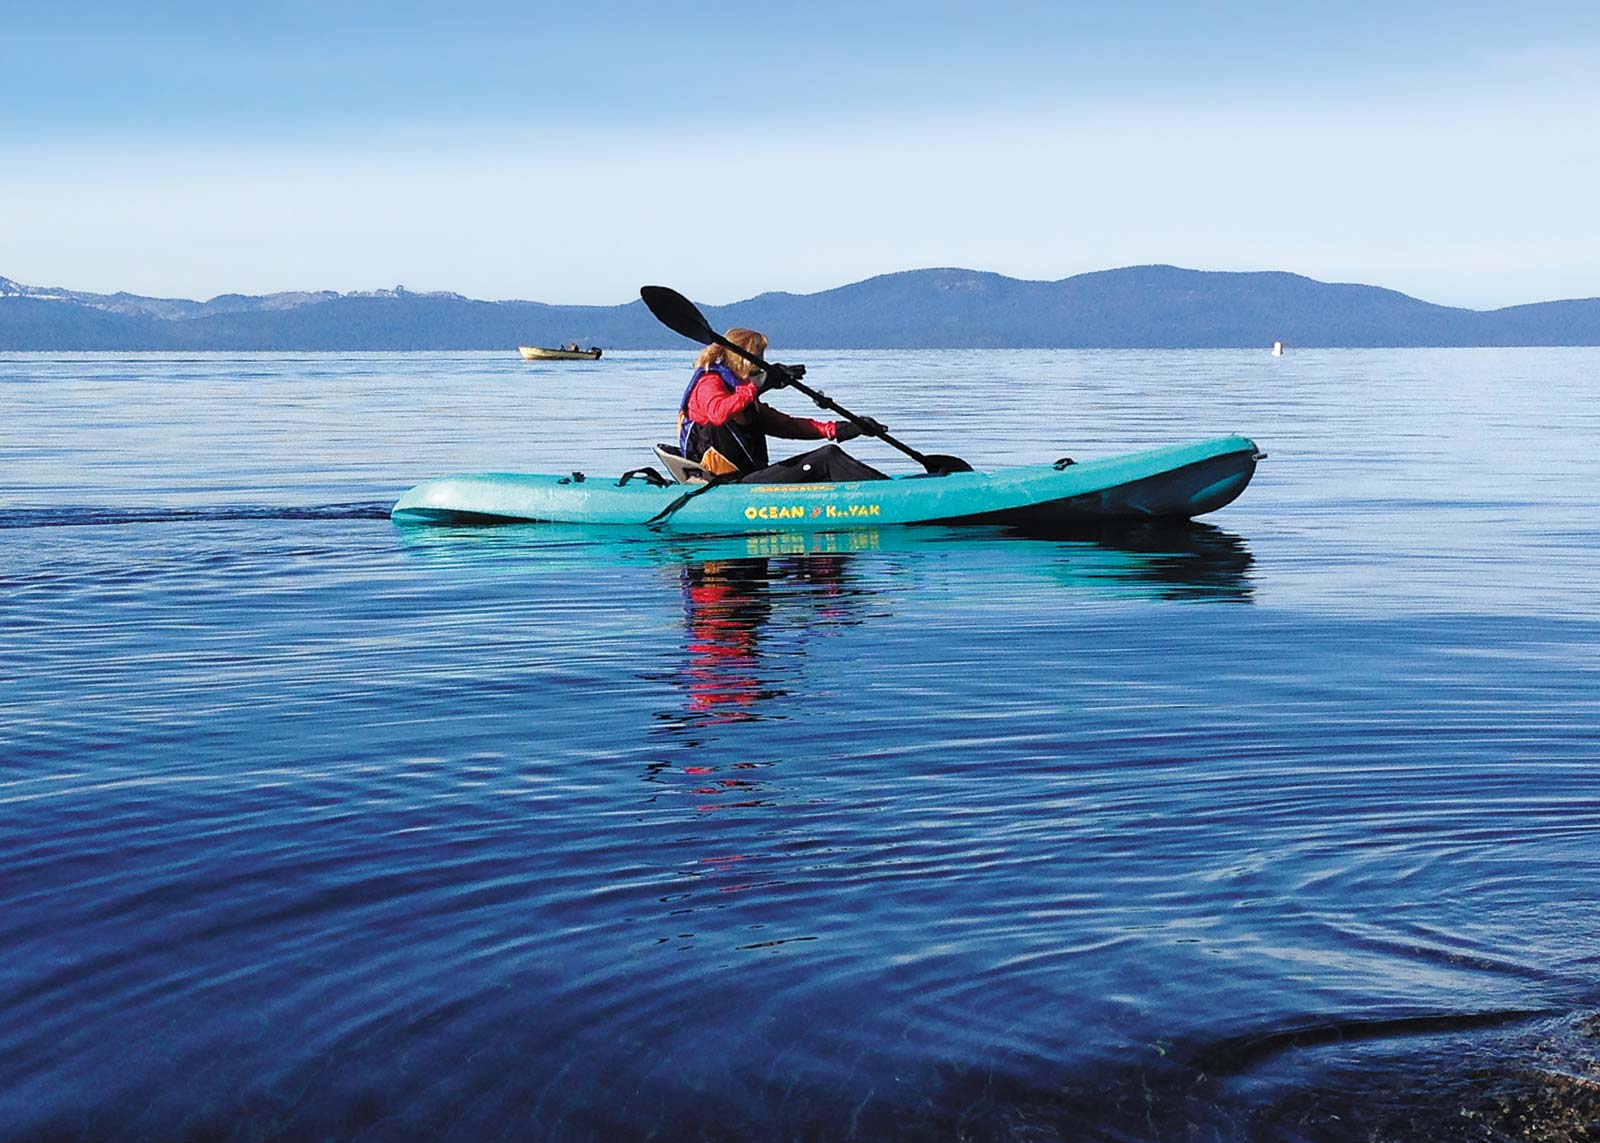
left=654, top=443, right=712, bottom=484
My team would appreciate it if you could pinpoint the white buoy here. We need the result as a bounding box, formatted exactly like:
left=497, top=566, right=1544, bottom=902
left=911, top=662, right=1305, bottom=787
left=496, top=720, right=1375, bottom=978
left=1271, top=340, right=1284, bottom=356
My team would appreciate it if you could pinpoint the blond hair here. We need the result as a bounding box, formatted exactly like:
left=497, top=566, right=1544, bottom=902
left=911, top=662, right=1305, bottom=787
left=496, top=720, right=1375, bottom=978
left=693, top=328, right=768, bottom=381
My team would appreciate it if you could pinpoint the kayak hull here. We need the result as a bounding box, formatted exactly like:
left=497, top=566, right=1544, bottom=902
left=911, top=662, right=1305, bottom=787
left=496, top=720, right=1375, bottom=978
left=519, top=346, right=602, bottom=361
left=392, top=435, right=1261, bottom=532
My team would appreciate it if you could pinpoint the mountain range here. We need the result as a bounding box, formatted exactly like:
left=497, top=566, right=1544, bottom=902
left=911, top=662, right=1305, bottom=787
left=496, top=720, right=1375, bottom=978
left=4, top=266, right=1599, bottom=350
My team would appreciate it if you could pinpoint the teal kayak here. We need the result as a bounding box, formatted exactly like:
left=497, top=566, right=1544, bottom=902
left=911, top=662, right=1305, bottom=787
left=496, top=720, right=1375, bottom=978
left=391, top=434, right=1261, bottom=532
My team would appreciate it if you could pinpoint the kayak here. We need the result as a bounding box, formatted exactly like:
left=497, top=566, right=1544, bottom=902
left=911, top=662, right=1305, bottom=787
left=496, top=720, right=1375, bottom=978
left=392, top=434, right=1261, bottom=532
left=519, top=345, right=602, bottom=361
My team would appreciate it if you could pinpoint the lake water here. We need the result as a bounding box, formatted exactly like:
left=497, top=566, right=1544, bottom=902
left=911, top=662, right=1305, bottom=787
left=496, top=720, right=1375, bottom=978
left=4, top=348, right=1600, bottom=1141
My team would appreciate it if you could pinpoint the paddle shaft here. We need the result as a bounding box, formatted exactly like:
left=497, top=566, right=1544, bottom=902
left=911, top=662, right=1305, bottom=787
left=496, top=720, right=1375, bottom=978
left=707, top=332, right=943, bottom=470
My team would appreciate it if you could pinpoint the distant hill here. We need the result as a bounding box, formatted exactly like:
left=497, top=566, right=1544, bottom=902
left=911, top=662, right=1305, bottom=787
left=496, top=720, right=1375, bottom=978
left=4, top=267, right=1600, bottom=350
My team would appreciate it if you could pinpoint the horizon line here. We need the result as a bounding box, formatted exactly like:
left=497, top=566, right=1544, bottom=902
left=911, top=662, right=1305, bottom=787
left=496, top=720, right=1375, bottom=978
left=7, top=263, right=1600, bottom=315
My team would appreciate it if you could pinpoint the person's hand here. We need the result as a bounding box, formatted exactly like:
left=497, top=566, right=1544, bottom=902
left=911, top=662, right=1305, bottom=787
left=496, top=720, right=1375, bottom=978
left=835, top=416, right=886, bottom=442
left=756, top=362, right=805, bottom=393
left=754, top=367, right=789, bottom=394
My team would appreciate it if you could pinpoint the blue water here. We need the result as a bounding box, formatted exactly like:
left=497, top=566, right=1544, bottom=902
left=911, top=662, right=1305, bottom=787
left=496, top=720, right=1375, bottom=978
left=4, top=349, right=1600, bottom=1141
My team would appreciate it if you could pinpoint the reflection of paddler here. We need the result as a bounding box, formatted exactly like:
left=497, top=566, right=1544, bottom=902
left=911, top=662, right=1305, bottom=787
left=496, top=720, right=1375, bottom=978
left=783, top=555, right=851, bottom=623
left=676, top=555, right=860, bottom=725
left=681, top=559, right=773, bottom=723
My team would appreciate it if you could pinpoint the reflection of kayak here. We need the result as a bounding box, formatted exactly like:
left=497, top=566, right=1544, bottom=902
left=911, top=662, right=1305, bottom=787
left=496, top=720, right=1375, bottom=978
left=519, top=346, right=602, bottom=361
left=393, top=435, right=1260, bottom=531
left=392, top=519, right=1257, bottom=603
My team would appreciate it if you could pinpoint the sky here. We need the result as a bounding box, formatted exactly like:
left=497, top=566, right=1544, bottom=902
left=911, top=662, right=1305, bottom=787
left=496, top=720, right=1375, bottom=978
left=3, top=1, right=1599, bottom=308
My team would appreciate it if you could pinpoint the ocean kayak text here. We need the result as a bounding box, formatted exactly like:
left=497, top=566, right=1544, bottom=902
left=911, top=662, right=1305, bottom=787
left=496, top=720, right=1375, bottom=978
left=743, top=503, right=883, bottom=521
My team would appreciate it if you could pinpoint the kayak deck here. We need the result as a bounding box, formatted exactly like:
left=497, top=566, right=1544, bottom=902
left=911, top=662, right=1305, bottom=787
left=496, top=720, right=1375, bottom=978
left=392, top=435, right=1261, bottom=532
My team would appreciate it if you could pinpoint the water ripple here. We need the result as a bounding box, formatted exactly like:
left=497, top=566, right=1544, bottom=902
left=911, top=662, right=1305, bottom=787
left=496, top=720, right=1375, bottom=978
left=5, top=350, right=1600, bottom=1140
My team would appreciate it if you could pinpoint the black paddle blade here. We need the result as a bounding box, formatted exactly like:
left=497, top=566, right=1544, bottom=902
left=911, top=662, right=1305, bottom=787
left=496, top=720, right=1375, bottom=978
left=922, top=454, right=974, bottom=475
left=640, top=286, right=716, bottom=346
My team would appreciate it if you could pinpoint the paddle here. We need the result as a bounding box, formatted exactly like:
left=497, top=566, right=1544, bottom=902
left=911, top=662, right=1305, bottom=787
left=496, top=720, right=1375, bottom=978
left=639, top=285, right=973, bottom=475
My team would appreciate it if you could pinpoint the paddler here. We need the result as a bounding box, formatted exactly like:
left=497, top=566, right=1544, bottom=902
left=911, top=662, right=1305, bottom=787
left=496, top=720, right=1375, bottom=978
left=678, top=327, right=889, bottom=483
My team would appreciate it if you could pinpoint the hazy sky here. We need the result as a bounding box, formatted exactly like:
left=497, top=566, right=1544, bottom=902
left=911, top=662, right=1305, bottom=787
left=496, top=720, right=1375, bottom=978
left=4, top=1, right=1598, bottom=307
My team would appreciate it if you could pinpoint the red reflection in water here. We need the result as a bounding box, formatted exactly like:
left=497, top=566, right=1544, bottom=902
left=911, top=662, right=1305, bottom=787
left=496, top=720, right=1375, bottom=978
left=677, top=554, right=857, bottom=726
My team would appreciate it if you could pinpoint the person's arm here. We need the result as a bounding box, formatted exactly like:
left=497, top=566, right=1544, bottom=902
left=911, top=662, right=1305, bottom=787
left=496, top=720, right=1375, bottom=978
left=754, top=404, right=838, bottom=441
left=687, top=374, right=760, bottom=426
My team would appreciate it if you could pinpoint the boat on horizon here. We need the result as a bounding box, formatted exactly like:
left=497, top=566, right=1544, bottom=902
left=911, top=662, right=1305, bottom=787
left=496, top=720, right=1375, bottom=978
left=519, top=345, right=603, bottom=361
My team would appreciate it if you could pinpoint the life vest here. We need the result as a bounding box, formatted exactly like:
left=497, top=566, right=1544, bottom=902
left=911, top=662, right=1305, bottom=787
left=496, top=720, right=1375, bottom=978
left=677, top=364, right=769, bottom=475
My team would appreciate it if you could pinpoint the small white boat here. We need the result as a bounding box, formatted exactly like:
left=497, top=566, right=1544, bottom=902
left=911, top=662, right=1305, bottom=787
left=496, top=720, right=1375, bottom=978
left=519, top=345, right=603, bottom=361
left=1271, top=341, right=1284, bottom=357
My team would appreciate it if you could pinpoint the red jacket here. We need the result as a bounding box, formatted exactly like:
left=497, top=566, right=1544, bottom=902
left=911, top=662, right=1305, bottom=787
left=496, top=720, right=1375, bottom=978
left=685, top=374, right=838, bottom=442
